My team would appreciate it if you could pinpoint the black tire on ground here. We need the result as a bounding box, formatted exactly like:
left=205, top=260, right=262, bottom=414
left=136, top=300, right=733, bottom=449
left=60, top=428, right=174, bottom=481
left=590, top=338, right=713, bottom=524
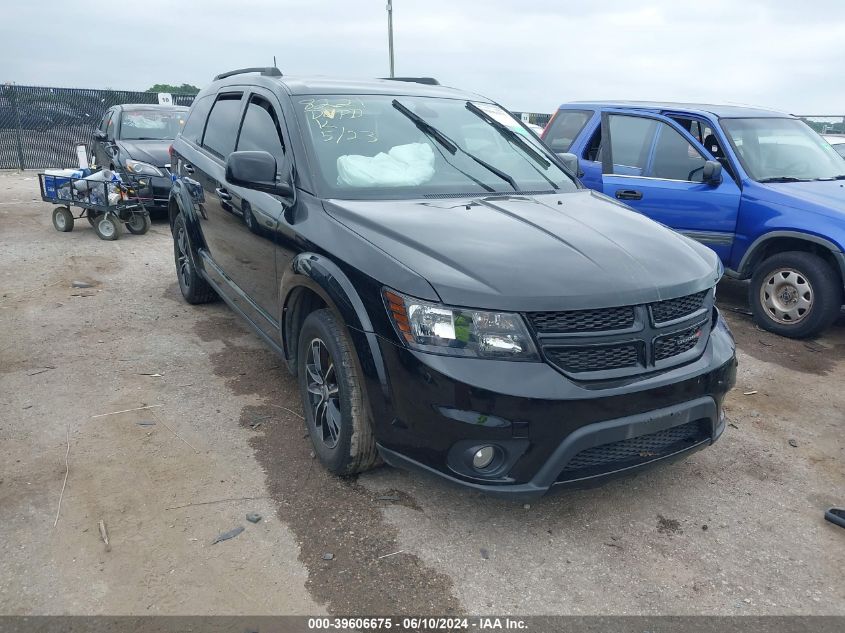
left=297, top=309, right=379, bottom=475
left=172, top=213, right=217, bottom=304
left=749, top=251, right=843, bottom=338
left=126, top=212, right=151, bottom=235
left=94, top=214, right=121, bottom=241
left=87, top=211, right=102, bottom=227
left=52, top=206, right=74, bottom=232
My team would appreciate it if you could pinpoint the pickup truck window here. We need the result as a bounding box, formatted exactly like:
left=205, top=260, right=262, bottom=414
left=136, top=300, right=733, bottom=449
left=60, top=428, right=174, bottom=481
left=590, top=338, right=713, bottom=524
left=544, top=109, right=592, bottom=152
left=722, top=117, right=845, bottom=182
left=295, top=95, right=578, bottom=199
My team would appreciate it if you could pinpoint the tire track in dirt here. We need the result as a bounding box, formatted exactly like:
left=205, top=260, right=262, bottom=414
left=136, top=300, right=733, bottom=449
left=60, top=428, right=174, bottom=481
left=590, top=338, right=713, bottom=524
left=194, top=314, right=461, bottom=615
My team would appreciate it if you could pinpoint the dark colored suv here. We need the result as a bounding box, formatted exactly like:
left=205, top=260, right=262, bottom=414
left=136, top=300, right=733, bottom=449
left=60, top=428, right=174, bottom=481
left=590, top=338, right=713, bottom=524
left=91, top=104, right=188, bottom=215
left=168, top=68, right=737, bottom=499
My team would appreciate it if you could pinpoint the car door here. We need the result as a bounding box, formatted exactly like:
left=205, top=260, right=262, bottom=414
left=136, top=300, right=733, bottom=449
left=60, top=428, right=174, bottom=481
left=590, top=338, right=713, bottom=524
left=221, top=87, right=291, bottom=339
left=187, top=90, right=251, bottom=302
left=598, top=109, right=741, bottom=261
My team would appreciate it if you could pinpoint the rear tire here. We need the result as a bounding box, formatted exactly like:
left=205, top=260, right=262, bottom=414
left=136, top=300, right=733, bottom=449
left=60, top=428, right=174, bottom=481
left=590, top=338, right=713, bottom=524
left=126, top=212, right=151, bottom=235
left=297, top=309, right=379, bottom=475
left=173, top=213, right=216, bottom=304
left=749, top=251, right=842, bottom=338
left=52, top=206, right=74, bottom=232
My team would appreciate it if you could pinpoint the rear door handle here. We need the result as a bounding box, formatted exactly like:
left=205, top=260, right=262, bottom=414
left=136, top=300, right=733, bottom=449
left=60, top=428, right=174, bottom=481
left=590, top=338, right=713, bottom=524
left=183, top=164, right=194, bottom=174
left=215, top=187, right=231, bottom=201
left=615, top=189, right=643, bottom=200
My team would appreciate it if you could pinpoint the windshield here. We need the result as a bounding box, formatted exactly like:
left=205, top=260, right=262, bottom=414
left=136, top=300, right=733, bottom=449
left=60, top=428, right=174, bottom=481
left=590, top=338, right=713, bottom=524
left=295, top=95, right=578, bottom=199
left=721, top=117, right=845, bottom=181
left=119, top=109, right=186, bottom=141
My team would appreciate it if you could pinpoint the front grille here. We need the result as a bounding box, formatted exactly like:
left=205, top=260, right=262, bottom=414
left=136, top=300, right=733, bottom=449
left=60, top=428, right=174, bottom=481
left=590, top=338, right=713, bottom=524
left=654, top=321, right=706, bottom=361
left=545, top=343, right=639, bottom=373
left=557, top=419, right=710, bottom=481
left=530, top=289, right=712, bottom=378
left=528, top=306, right=634, bottom=334
left=650, top=290, right=707, bottom=323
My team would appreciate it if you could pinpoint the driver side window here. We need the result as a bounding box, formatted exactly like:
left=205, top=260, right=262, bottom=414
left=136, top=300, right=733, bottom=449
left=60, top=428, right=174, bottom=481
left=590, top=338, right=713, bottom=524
left=648, top=121, right=707, bottom=182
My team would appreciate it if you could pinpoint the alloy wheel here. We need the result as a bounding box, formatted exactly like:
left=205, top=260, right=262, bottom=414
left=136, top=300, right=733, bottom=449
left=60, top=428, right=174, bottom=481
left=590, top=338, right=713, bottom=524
left=176, top=225, right=192, bottom=290
left=305, top=338, right=341, bottom=449
left=760, top=268, right=813, bottom=324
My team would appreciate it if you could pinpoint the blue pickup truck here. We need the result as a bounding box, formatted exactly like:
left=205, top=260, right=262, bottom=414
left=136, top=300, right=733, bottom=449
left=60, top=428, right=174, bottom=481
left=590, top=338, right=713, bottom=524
left=542, top=101, right=845, bottom=338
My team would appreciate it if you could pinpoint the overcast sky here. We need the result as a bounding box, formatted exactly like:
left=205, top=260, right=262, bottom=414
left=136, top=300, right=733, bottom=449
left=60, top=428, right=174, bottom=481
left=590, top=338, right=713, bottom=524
left=1, top=0, right=843, bottom=114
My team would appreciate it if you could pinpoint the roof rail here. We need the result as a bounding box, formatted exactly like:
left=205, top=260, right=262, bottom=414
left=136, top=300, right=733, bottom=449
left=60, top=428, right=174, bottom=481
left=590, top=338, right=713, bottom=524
left=213, top=67, right=283, bottom=81
left=381, top=77, right=440, bottom=86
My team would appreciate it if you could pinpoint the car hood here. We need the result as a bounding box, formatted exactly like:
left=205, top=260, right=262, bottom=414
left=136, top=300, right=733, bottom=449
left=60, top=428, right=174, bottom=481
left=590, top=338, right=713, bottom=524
left=761, top=180, right=845, bottom=218
left=116, top=140, right=171, bottom=167
left=323, top=190, right=721, bottom=312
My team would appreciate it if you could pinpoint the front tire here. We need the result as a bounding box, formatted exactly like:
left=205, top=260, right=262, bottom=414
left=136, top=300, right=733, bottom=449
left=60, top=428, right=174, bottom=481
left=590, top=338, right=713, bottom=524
left=172, top=213, right=216, bottom=304
left=297, top=309, right=379, bottom=475
left=94, top=213, right=120, bottom=241
left=749, top=251, right=842, bottom=338
left=52, top=206, right=73, bottom=232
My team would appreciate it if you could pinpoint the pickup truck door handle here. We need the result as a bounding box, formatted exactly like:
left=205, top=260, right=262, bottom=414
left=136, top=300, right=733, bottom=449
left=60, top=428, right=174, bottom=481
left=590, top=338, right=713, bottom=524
left=215, top=187, right=232, bottom=201
left=183, top=164, right=194, bottom=174
left=615, top=189, right=643, bottom=201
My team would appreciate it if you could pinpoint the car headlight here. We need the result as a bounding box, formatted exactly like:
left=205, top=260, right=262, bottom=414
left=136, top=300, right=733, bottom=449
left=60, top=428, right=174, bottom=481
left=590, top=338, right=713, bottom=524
left=383, top=289, right=539, bottom=361
left=124, top=159, right=162, bottom=177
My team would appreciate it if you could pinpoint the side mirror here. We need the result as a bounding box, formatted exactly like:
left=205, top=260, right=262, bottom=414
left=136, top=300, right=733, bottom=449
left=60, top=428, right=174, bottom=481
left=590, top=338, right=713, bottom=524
left=225, top=150, right=292, bottom=197
left=94, top=130, right=107, bottom=141
left=703, top=160, right=722, bottom=185
left=558, top=152, right=583, bottom=177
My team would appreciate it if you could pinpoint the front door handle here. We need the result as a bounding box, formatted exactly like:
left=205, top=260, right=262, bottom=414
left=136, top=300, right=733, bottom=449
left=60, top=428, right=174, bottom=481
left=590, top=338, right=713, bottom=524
left=215, top=187, right=232, bottom=201
left=615, top=189, right=643, bottom=200
left=183, top=164, right=194, bottom=174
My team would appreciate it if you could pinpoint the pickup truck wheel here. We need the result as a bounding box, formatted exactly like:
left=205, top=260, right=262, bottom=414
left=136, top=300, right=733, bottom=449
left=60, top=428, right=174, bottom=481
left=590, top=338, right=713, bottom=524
left=297, top=309, right=378, bottom=475
left=172, top=213, right=217, bottom=304
left=750, top=251, right=842, bottom=338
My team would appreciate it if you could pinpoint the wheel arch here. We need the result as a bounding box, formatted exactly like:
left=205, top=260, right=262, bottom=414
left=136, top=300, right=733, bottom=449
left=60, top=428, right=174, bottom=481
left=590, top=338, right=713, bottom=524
left=737, top=231, right=845, bottom=288
left=279, top=253, right=387, bottom=392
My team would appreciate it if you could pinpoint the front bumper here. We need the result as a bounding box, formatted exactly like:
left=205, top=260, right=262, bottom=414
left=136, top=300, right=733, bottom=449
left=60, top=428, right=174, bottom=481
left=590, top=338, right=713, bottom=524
left=372, top=310, right=737, bottom=500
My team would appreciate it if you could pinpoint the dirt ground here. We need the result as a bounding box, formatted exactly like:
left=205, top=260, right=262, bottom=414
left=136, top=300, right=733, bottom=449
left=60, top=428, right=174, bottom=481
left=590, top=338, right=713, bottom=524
left=1, top=170, right=843, bottom=615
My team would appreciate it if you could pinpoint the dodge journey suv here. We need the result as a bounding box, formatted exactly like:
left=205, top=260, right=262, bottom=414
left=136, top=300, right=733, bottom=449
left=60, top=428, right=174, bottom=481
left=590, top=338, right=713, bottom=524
left=168, top=68, right=737, bottom=499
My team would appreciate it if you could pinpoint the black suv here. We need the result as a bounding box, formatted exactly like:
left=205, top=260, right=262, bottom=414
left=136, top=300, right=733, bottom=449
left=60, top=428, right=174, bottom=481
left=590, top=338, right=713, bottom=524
left=91, top=103, right=188, bottom=215
left=168, top=67, right=737, bottom=499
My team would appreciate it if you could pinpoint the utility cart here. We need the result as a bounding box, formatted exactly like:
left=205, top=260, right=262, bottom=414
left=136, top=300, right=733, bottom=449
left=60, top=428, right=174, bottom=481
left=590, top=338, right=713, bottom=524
left=39, top=170, right=153, bottom=241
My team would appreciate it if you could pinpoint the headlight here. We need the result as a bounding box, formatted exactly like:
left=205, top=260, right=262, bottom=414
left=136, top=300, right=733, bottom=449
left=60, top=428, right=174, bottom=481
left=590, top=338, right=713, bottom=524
left=383, top=289, right=539, bottom=361
left=124, top=159, right=162, bottom=177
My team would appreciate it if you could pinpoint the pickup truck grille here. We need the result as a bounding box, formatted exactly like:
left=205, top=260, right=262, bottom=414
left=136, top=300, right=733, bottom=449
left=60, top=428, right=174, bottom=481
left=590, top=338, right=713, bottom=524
left=530, top=289, right=713, bottom=379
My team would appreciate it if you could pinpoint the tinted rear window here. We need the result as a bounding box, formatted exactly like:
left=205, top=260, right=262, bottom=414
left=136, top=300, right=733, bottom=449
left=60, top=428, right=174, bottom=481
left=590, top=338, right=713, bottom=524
left=543, top=109, right=593, bottom=152
left=202, top=93, right=243, bottom=158
left=181, top=95, right=213, bottom=144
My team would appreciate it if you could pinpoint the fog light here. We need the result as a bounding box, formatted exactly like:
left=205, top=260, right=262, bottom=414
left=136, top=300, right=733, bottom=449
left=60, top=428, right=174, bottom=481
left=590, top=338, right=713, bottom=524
left=472, top=446, right=496, bottom=470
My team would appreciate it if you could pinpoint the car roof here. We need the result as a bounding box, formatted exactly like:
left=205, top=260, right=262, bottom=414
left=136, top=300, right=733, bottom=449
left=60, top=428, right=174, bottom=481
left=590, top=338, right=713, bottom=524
left=208, top=74, right=487, bottom=101
left=117, top=103, right=189, bottom=110
left=562, top=100, right=793, bottom=119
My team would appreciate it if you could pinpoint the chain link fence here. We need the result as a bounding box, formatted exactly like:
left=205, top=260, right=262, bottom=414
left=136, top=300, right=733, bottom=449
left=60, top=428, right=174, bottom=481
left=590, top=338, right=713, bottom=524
left=0, top=84, right=196, bottom=170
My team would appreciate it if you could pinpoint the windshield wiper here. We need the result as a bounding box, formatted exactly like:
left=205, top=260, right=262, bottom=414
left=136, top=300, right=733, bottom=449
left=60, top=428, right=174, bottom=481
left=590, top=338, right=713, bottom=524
left=758, top=176, right=810, bottom=183
left=465, top=102, right=551, bottom=171
left=392, top=99, right=518, bottom=191
left=465, top=101, right=560, bottom=191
